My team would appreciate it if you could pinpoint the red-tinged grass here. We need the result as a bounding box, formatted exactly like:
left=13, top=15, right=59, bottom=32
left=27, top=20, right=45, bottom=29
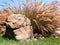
left=21, top=0, right=60, bottom=37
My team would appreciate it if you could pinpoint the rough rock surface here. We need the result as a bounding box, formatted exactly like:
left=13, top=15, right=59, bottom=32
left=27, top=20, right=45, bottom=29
left=4, top=14, right=33, bottom=40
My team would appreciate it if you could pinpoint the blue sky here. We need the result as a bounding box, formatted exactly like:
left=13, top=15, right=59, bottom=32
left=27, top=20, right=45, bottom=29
left=0, top=0, right=54, bottom=10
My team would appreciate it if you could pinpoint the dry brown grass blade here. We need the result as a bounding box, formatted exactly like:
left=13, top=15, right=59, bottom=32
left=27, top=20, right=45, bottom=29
left=40, top=1, right=59, bottom=14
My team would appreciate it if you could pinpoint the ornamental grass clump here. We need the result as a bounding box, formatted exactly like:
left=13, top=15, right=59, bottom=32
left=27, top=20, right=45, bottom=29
left=0, top=0, right=60, bottom=39
left=21, top=0, right=60, bottom=38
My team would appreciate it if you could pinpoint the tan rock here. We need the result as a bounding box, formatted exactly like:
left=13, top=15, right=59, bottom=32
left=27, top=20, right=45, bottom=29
left=14, top=26, right=33, bottom=40
left=4, top=14, right=33, bottom=40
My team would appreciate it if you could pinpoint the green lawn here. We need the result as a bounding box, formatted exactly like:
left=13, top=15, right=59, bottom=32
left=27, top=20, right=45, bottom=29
left=0, top=36, right=60, bottom=45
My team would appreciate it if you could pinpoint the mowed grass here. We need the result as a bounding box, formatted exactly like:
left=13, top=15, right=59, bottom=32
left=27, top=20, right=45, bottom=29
left=0, top=36, right=60, bottom=45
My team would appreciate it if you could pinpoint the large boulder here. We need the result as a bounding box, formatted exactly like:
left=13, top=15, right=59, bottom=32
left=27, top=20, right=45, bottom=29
left=4, top=14, right=33, bottom=40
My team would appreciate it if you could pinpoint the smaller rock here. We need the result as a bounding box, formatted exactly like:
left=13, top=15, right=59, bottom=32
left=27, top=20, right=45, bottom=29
left=14, top=26, right=33, bottom=40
